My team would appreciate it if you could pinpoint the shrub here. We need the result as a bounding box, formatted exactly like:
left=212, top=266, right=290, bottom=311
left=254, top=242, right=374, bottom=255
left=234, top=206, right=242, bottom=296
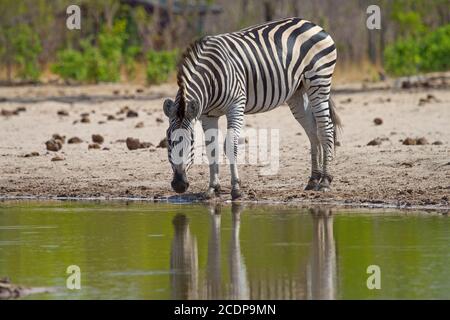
left=146, top=50, right=179, bottom=84
left=384, top=24, right=450, bottom=76
left=52, top=48, right=86, bottom=81
left=384, top=38, right=421, bottom=76
left=52, top=20, right=130, bottom=83
left=11, top=24, right=42, bottom=81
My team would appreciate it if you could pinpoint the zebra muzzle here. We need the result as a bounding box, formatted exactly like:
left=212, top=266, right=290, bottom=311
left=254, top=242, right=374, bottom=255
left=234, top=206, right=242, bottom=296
left=171, top=172, right=189, bottom=194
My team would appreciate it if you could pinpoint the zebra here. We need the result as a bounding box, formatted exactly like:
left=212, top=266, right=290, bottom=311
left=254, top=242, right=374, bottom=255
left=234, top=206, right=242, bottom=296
left=163, top=17, right=341, bottom=200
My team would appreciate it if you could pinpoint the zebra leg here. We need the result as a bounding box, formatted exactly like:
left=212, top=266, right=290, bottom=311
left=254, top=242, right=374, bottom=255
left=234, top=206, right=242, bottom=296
left=225, top=106, right=245, bottom=200
left=310, top=97, right=335, bottom=192
left=201, top=115, right=221, bottom=199
left=287, top=90, right=323, bottom=191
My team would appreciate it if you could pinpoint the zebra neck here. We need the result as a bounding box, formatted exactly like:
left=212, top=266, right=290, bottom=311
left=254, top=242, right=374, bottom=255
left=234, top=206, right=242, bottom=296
left=181, top=79, right=210, bottom=117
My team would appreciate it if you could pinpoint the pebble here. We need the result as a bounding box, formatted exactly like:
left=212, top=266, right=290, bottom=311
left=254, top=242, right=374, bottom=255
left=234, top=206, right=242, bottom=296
left=68, top=137, right=83, bottom=144
left=126, top=137, right=141, bottom=150
left=45, top=139, right=62, bottom=152
left=373, top=117, right=383, bottom=125
left=92, top=134, right=104, bottom=144
left=88, top=143, right=101, bottom=150
left=157, top=137, right=168, bottom=148
left=367, top=138, right=382, bottom=146
left=127, top=110, right=139, bottom=118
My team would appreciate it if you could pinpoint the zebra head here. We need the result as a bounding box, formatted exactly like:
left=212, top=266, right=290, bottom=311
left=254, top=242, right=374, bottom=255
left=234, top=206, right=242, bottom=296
left=163, top=97, right=200, bottom=194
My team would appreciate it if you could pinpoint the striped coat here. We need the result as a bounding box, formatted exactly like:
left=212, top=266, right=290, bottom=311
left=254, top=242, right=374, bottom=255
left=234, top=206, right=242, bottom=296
left=164, top=18, right=341, bottom=199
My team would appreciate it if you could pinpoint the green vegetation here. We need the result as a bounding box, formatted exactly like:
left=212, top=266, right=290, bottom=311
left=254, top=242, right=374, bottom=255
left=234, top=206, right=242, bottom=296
left=0, top=24, right=42, bottom=81
left=0, top=0, right=449, bottom=83
left=384, top=25, right=450, bottom=76
left=146, top=50, right=179, bottom=84
left=52, top=21, right=129, bottom=83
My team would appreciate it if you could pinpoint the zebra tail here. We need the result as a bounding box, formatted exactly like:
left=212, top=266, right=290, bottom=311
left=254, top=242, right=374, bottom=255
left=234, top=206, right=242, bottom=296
left=329, top=98, right=342, bottom=147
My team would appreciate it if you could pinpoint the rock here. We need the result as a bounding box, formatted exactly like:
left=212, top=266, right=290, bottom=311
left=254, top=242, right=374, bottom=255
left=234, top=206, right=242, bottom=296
left=135, top=121, right=144, bottom=128
left=403, top=138, right=416, bottom=145
left=126, top=110, right=139, bottom=118
left=52, top=134, right=65, bottom=144
left=432, top=141, right=443, bottom=145
left=102, top=147, right=110, bottom=151
left=418, top=98, right=428, bottom=106
left=98, top=121, right=106, bottom=125
left=24, top=152, right=39, bottom=158
left=107, top=115, right=116, bottom=121
left=335, top=141, right=341, bottom=147
left=80, top=116, right=90, bottom=123
left=51, top=155, right=64, bottom=161
left=136, top=88, right=144, bottom=93
left=0, top=277, right=56, bottom=299
left=126, top=137, right=141, bottom=150
left=416, top=137, right=428, bottom=145
left=340, top=98, right=352, bottom=104
left=139, top=142, right=153, bottom=148
left=57, top=110, right=69, bottom=116
left=80, top=112, right=90, bottom=117
left=113, top=89, right=120, bottom=95
left=88, top=143, right=101, bottom=150
left=427, top=94, right=439, bottom=102
left=16, top=106, right=26, bottom=113
left=92, top=134, right=104, bottom=144
left=68, top=137, right=83, bottom=144
left=367, top=138, right=382, bottom=146
left=45, top=139, right=62, bottom=152
left=373, top=117, right=383, bottom=125
left=157, top=137, right=168, bottom=148
left=156, top=117, right=164, bottom=123
left=1, top=109, right=15, bottom=116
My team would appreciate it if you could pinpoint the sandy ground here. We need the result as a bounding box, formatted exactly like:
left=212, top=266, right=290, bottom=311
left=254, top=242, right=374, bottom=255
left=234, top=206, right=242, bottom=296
left=0, top=83, right=449, bottom=209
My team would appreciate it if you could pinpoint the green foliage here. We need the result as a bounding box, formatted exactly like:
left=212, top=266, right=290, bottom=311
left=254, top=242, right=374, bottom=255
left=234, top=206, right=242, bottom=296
left=146, top=50, right=179, bottom=85
left=52, top=20, right=133, bottom=83
left=52, top=49, right=86, bottom=81
left=384, top=24, right=450, bottom=76
left=7, top=24, right=42, bottom=81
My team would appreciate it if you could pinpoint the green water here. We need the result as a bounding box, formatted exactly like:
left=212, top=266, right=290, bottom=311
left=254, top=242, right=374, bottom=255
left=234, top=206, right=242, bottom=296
left=0, top=201, right=448, bottom=300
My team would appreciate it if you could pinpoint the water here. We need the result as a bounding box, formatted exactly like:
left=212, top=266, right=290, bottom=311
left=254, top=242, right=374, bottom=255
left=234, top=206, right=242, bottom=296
left=0, top=201, right=448, bottom=300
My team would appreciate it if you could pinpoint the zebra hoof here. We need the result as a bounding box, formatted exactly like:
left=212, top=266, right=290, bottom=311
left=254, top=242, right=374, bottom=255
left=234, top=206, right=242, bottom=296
left=318, top=174, right=332, bottom=192
left=231, top=188, right=243, bottom=200
left=304, top=175, right=321, bottom=191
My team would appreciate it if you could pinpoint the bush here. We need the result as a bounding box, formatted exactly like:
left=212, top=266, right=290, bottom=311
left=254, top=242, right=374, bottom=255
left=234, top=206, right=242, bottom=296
left=146, top=50, right=179, bottom=84
left=384, top=24, right=450, bottom=76
left=10, top=24, right=42, bottom=81
left=52, top=48, right=86, bottom=81
left=52, top=20, right=130, bottom=83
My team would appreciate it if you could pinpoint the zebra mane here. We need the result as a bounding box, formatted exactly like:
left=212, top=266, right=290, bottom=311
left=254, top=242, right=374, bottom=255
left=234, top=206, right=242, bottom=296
left=176, top=37, right=206, bottom=119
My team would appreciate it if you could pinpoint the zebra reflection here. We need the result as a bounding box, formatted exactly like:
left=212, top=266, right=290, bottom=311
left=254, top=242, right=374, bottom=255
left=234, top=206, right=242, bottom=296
left=204, top=203, right=249, bottom=299
left=170, top=205, right=249, bottom=299
left=307, top=207, right=337, bottom=300
left=170, top=214, right=198, bottom=299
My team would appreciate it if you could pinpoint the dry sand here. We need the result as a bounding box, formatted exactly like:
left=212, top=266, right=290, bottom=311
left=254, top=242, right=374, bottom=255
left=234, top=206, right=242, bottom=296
left=0, top=83, right=449, bottom=209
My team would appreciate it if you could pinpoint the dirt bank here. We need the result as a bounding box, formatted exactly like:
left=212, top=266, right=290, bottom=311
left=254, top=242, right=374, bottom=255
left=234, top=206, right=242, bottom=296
left=0, top=83, right=449, bottom=209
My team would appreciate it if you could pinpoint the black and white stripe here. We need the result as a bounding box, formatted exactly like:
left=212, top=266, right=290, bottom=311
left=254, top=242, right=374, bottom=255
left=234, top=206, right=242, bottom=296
left=164, top=17, right=341, bottom=198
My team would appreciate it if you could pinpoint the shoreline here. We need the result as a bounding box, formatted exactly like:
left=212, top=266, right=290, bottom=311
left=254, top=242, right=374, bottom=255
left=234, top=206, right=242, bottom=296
left=1, top=195, right=449, bottom=212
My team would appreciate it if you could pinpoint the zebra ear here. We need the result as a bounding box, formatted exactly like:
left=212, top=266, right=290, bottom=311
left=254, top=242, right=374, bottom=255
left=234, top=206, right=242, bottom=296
left=163, top=99, right=175, bottom=118
left=186, top=100, right=199, bottom=120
